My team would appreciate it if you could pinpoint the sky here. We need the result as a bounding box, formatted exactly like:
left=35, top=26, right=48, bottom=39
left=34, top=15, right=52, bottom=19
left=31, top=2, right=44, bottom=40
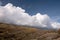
left=0, top=0, right=60, bottom=29
left=0, top=0, right=60, bottom=16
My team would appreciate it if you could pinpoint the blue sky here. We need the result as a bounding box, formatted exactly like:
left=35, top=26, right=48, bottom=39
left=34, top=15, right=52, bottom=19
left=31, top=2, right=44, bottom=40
left=0, top=0, right=60, bottom=17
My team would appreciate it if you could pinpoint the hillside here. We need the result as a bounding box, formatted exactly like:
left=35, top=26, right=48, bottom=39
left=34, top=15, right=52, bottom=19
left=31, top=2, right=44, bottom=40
left=0, top=23, right=60, bottom=40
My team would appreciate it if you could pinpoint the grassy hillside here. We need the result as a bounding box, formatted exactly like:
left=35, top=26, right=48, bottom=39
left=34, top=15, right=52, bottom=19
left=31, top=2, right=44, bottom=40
left=0, top=23, right=60, bottom=40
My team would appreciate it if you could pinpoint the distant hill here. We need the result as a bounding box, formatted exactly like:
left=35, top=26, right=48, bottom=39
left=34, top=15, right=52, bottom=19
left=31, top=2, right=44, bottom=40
left=0, top=23, right=60, bottom=40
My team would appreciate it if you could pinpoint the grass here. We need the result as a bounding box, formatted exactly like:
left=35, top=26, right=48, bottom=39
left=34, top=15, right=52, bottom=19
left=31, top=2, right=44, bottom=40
left=0, top=23, right=60, bottom=40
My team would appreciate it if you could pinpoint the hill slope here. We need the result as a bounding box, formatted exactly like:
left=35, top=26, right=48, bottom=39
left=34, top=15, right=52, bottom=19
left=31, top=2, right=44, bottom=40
left=0, top=23, right=60, bottom=40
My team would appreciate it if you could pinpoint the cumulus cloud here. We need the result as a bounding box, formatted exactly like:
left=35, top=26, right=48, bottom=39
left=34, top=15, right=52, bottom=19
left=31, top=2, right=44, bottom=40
left=0, top=3, right=60, bottom=29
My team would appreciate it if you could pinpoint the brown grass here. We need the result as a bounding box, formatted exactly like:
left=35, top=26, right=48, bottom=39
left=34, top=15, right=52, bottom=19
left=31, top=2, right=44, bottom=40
left=0, top=23, right=60, bottom=40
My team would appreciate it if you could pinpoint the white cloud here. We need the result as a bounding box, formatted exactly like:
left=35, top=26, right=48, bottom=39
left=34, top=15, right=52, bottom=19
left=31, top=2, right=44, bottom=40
left=0, top=3, right=60, bottom=29
left=51, top=22, right=60, bottom=29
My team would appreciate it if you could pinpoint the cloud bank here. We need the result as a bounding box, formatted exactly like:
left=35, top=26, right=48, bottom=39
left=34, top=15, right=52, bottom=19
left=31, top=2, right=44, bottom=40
left=0, top=3, right=60, bottom=29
